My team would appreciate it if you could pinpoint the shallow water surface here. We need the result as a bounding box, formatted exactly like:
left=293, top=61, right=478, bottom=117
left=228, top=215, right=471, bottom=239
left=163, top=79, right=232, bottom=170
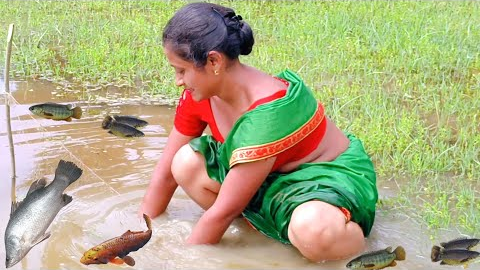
left=0, top=79, right=474, bottom=269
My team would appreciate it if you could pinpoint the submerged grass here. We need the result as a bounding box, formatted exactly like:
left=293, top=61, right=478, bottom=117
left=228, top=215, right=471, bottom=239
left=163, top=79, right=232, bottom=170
left=1, top=1, right=479, bottom=235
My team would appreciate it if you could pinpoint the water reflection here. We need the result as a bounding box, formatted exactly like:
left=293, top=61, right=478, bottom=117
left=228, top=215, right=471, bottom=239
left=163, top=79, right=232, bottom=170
left=0, top=79, right=470, bottom=269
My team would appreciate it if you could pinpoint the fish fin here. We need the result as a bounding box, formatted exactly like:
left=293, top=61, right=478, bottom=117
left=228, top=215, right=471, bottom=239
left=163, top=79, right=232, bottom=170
left=10, top=201, right=23, bottom=216
left=52, top=160, right=83, bottom=188
left=121, top=230, right=133, bottom=237
left=108, top=130, right=113, bottom=134
left=363, top=263, right=376, bottom=268
left=143, top=214, right=152, bottom=230
left=65, top=117, right=72, bottom=122
left=72, top=106, right=82, bottom=119
left=431, top=245, right=442, bottom=262
left=43, top=112, right=54, bottom=117
left=388, top=260, right=397, bottom=267
left=440, top=261, right=447, bottom=265
left=10, top=180, right=48, bottom=214
left=33, top=232, right=51, bottom=247
left=385, top=246, right=392, bottom=253
left=26, top=178, right=47, bottom=196
left=62, top=194, right=73, bottom=206
left=443, top=237, right=469, bottom=244
left=109, top=257, right=125, bottom=265
left=393, top=246, right=406, bottom=260
left=440, top=237, right=472, bottom=248
left=468, top=239, right=480, bottom=250
left=123, top=256, right=135, bottom=266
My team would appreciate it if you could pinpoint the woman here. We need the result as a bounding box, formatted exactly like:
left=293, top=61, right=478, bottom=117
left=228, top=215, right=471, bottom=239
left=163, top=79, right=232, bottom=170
left=140, top=2, right=378, bottom=262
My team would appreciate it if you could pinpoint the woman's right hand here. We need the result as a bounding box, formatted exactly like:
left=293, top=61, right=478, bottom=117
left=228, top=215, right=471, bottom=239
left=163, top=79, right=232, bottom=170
left=138, top=127, right=197, bottom=218
left=139, top=172, right=178, bottom=218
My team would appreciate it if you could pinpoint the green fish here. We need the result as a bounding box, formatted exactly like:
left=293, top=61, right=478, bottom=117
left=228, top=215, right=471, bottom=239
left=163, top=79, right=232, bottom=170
left=440, top=237, right=480, bottom=250
left=108, top=121, right=145, bottom=138
left=29, top=102, right=82, bottom=121
left=431, top=245, right=480, bottom=267
left=346, top=246, right=406, bottom=270
left=101, top=115, right=148, bottom=129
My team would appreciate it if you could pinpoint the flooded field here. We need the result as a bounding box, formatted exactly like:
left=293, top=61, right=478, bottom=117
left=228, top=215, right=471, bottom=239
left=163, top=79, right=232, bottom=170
left=0, top=79, right=475, bottom=269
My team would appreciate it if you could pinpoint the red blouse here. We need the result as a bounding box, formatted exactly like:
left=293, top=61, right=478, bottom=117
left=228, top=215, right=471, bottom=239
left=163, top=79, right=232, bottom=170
left=174, top=81, right=327, bottom=172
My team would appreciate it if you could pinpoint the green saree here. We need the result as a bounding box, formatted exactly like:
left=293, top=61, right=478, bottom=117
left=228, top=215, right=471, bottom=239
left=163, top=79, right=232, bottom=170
left=189, top=69, right=378, bottom=244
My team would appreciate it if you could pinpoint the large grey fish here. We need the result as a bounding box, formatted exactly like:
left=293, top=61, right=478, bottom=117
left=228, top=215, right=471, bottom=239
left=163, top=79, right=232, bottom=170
left=4, top=160, right=83, bottom=268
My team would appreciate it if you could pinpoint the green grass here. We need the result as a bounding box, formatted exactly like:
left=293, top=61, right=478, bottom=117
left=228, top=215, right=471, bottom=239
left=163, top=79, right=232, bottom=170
left=1, top=1, right=479, bottom=235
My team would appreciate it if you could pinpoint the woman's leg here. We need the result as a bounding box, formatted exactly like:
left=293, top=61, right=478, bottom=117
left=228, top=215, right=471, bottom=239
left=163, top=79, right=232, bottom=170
left=171, top=144, right=220, bottom=210
left=288, top=200, right=365, bottom=262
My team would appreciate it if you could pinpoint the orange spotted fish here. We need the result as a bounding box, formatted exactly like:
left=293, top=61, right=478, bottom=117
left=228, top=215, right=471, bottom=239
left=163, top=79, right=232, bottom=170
left=80, top=214, right=152, bottom=267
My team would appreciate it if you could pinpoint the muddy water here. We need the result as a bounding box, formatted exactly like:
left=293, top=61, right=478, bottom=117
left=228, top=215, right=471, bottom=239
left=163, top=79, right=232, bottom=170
left=0, top=79, right=469, bottom=270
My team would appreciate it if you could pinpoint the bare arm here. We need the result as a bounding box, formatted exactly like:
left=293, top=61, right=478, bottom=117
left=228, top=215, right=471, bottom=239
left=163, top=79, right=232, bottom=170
left=140, top=127, right=196, bottom=218
left=186, top=157, right=276, bottom=244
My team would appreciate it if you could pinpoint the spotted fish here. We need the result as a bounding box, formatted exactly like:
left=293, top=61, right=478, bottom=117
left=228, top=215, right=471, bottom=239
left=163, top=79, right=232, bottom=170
left=80, top=214, right=152, bottom=267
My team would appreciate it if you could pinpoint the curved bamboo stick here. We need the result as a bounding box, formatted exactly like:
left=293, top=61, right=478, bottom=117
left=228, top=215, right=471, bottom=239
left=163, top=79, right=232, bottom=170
left=4, top=23, right=17, bottom=203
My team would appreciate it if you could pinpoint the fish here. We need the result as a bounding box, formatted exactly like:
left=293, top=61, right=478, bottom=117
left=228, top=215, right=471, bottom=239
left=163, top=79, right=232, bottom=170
left=4, top=160, right=83, bottom=268
left=431, top=245, right=480, bottom=267
left=101, top=115, right=148, bottom=129
left=346, top=246, right=406, bottom=270
left=108, top=121, right=145, bottom=138
left=29, top=102, right=82, bottom=121
left=80, top=214, right=152, bottom=267
left=440, top=237, right=480, bottom=250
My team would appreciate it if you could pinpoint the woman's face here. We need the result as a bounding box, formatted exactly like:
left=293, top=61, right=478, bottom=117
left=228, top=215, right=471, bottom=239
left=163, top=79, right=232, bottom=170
left=163, top=45, right=219, bottom=102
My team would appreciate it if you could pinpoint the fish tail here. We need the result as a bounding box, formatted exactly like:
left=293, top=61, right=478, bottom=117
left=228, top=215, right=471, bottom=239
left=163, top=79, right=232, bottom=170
left=393, top=246, right=406, bottom=261
left=431, top=245, right=443, bottom=262
left=102, top=116, right=113, bottom=129
left=143, top=214, right=152, bottom=230
left=72, top=106, right=82, bottom=119
left=53, top=160, right=83, bottom=188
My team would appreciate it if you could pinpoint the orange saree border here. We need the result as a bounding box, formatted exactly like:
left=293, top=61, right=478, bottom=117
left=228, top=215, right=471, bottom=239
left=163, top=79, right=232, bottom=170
left=229, top=103, right=325, bottom=167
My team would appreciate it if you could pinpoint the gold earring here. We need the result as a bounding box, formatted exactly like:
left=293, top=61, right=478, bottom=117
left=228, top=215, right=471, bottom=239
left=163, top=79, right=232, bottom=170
left=214, top=70, right=219, bottom=75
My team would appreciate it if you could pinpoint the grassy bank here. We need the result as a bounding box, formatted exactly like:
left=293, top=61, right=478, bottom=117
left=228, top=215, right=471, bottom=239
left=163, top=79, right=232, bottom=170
left=1, top=1, right=479, bottom=235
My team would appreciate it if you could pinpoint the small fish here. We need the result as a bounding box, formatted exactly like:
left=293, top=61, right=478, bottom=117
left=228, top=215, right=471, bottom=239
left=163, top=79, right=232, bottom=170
left=346, top=246, right=406, bottom=270
left=102, top=115, right=148, bottom=129
left=108, top=121, right=145, bottom=138
left=431, top=245, right=480, bottom=267
left=29, top=102, right=82, bottom=121
left=80, top=214, right=152, bottom=267
left=440, top=237, right=480, bottom=250
left=4, top=160, right=83, bottom=268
